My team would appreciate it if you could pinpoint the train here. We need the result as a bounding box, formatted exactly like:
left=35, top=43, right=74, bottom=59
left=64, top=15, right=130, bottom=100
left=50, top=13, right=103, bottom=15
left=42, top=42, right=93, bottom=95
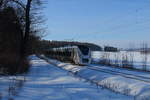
left=44, top=45, right=91, bottom=65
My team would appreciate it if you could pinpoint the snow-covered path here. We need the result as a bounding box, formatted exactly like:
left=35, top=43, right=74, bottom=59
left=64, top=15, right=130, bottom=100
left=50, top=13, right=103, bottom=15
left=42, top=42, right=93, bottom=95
left=1, top=56, right=132, bottom=100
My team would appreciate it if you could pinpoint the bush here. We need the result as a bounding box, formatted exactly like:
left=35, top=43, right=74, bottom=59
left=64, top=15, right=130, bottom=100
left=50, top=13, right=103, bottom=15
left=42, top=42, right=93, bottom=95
left=0, top=53, right=29, bottom=75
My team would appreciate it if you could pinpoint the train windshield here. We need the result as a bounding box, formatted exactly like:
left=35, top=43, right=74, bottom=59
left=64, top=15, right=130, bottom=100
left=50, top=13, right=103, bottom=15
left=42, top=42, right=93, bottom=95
left=78, top=45, right=89, bottom=55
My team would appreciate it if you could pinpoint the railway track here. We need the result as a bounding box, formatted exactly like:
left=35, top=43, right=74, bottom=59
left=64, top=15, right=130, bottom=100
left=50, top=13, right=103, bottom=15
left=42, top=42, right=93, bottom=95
left=87, top=65, right=150, bottom=83
left=40, top=56, right=150, bottom=83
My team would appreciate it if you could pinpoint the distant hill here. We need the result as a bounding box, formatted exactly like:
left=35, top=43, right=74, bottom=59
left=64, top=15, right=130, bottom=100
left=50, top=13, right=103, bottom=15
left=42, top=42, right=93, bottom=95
left=40, top=40, right=102, bottom=51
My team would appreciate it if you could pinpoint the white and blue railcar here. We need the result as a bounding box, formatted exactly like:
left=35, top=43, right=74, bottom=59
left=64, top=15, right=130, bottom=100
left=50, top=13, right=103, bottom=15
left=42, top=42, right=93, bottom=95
left=45, top=45, right=91, bottom=65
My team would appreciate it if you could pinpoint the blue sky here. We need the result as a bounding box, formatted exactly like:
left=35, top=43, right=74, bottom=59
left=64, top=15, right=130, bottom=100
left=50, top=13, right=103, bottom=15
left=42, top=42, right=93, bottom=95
left=43, top=0, right=150, bottom=48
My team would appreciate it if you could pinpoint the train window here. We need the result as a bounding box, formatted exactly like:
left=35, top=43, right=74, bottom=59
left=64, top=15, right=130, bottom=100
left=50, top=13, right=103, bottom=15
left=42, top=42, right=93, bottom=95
left=82, top=58, right=89, bottom=63
left=78, top=45, right=89, bottom=55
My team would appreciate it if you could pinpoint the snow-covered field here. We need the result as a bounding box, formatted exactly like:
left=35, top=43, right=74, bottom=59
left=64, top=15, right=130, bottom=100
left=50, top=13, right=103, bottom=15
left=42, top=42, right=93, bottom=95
left=92, top=51, right=150, bottom=71
left=0, top=55, right=133, bottom=100
left=42, top=55, right=150, bottom=100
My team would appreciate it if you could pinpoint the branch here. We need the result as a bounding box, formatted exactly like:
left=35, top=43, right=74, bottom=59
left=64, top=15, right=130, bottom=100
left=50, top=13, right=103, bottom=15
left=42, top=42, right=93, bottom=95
left=10, top=0, right=26, bottom=10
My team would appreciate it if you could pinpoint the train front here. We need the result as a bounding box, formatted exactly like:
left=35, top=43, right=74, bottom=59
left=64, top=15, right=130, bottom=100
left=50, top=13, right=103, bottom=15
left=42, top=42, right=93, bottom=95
left=77, top=45, right=92, bottom=65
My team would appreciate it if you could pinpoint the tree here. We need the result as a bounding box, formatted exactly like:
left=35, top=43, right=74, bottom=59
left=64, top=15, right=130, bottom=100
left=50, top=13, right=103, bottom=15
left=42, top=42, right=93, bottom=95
left=0, top=0, right=45, bottom=74
left=4, top=0, right=45, bottom=57
left=0, top=6, right=23, bottom=74
left=21, top=0, right=32, bottom=57
left=141, top=42, right=148, bottom=71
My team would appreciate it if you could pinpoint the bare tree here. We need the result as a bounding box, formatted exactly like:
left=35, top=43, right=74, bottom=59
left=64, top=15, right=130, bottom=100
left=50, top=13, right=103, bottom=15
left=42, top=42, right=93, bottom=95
left=114, top=53, right=119, bottom=67
left=5, top=0, right=46, bottom=57
left=129, top=52, right=134, bottom=68
left=121, top=53, right=130, bottom=68
left=141, top=42, right=148, bottom=71
left=0, top=0, right=46, bottom=73
left=21, top=0, right=32, bottom=57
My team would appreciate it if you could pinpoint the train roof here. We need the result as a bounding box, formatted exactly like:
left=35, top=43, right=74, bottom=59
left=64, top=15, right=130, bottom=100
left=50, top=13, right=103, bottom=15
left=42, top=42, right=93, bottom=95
left=46, top=45, right=90, bottom=51
left=45, top=46, right=78, bottom=51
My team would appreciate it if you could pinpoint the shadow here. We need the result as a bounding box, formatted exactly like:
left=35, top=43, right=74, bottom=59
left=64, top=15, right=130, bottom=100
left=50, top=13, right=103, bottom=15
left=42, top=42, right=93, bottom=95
left=0, top=76, right=25, bottom=100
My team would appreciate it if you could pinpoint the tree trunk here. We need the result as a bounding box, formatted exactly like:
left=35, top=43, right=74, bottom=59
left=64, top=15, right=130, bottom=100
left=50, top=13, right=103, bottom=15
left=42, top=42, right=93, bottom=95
left=21, top=0, right=32, bottom=58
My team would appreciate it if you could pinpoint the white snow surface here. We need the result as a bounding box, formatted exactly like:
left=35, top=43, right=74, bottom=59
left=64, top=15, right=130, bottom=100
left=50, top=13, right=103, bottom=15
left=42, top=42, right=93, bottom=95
left=0, top=55, right=133, bottom=100
left=92, top=51, right=150, bottom=71
left=42, top=55, right=150, bottom=100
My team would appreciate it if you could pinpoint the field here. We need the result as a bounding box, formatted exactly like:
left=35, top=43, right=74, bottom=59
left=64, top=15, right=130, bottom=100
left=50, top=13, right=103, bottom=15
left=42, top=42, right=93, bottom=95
left=92, top=51, right=150, bottom=71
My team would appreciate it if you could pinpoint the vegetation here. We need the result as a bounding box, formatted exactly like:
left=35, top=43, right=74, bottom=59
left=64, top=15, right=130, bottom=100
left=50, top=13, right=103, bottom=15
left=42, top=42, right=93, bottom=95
left=37, top=40, right=102, bottom=54
left=98, top=44, right=150, bottom=71
left=0, top=0, right=45, bottom=75
left=104, top=46, right=118, bottom=52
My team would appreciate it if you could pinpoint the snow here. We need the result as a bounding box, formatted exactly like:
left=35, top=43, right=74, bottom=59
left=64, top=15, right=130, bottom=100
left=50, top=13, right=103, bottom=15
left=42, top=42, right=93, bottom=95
left=92, top=51, right=150, bottom=71
left=42, top=55, right=150, bottom=100
left=0, top=55, right=133, bottom=100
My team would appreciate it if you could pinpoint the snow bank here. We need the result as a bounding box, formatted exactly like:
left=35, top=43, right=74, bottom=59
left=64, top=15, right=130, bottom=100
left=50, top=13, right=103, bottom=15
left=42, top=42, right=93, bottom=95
left=41, top=55, right=150, bottom=100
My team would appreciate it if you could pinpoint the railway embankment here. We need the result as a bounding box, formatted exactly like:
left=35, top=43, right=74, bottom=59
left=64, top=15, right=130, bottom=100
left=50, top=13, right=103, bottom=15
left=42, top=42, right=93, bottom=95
left=39, top=55, right=150, bottom=100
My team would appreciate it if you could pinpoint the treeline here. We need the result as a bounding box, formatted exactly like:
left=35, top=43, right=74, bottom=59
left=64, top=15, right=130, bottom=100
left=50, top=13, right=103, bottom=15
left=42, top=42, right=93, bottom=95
left=104, top=46, right=118, bottom=52
left=0, top=0, right=44, bottom=75
left=37, top=40, right=102, bottom=53
left=36, top=40, right=119, bottom=54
